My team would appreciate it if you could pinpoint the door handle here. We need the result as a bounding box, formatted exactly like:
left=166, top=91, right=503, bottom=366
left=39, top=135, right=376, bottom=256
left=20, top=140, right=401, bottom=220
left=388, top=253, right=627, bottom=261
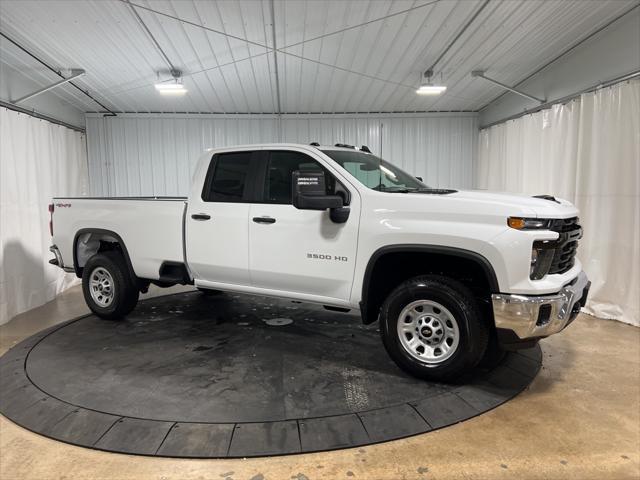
left=252, top=216, right=276, bottom=224
left=191, top=213, right=211, bottom=221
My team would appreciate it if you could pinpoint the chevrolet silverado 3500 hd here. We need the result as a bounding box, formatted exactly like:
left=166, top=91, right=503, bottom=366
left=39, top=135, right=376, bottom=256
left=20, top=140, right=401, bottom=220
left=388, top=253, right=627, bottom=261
left=49, top=143, right=590, bottom=381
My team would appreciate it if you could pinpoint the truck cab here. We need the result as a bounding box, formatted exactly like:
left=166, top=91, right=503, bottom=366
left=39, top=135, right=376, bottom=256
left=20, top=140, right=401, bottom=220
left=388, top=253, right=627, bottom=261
left=49, top=143, right=590, bottom=381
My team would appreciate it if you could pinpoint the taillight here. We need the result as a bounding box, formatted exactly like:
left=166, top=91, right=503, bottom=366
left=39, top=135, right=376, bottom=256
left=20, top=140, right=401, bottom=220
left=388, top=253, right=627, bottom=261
left=48, top=203, right=54, bottom=236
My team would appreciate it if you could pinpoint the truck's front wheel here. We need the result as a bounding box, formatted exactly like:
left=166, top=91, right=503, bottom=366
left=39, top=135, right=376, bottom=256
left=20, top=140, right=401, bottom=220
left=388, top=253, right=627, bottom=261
left=82, top=252, right=139, bottom=320
left=379, top=275, right=489, bottom=382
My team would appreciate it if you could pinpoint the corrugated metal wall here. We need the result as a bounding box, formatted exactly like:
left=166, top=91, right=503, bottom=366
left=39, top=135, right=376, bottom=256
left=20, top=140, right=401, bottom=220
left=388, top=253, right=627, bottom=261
left=86, top=113, right=477, bottom=196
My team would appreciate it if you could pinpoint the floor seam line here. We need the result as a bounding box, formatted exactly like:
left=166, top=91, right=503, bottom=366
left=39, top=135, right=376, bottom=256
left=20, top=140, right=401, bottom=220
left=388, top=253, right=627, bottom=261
left=355, top=412, right=371, bottom=440
left=453, top=392, right=481, bottom=413
left=407, top=402, right=433, bottom=430
left=92, top=416, right=123, bottom=446
left=296, top=419, right=303, bottom=452
left=154, top=421, right=177, bottom=455
left=225, top=423, right=237, bottom=457
left=44, top=408, right=77, bottom=432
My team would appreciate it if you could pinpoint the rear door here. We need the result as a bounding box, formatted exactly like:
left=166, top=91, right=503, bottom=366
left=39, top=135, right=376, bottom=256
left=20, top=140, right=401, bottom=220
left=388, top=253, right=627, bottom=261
left=186, top=150, right=259, bottom=286
left=248, top=149, right=360, bottom=302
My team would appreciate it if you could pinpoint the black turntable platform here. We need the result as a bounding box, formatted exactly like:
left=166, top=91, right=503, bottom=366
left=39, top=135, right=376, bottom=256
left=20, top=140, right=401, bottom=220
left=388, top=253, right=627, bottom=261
left=0, top=291, right=541, bottom=457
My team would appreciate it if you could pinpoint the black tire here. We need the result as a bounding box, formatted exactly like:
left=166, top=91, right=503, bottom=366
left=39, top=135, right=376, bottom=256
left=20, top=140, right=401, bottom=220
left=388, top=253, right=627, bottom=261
left=478, top=330, right=507, bottom=370
left=379, top=275, right=489, bottom=382
left=197, top=287, right=224, bottom=296
left=82, top=252, right=139, bottom=320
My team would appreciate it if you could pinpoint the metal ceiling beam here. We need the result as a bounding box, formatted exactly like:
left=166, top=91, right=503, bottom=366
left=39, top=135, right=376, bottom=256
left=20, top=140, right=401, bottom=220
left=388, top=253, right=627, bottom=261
left=0, top=31, right=116, bottom=115
left=281, top=0, right=442, bottom=50
left=125, top=0, right=176, bottom=73
left=122, top=0, right=271, bottom=51
left=425, top=0, right=490, bottom=75
left=270, top=0, right=282, bottom=117
left=278, top=50, right=417, bottom=90
left=471, top=70, right=545, bottom=103
left=12, top=69, right=86, bottom=104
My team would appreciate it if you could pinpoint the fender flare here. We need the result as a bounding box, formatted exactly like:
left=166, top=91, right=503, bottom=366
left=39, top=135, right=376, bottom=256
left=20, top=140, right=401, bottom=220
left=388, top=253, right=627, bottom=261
left=360, top=244, right=500, bottom=324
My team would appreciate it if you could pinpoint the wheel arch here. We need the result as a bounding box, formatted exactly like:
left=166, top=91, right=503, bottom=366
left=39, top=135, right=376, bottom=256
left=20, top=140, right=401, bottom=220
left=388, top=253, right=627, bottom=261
left=73, top=228, right=137, bottom=282
left=360, top=244, right=499, bottom=325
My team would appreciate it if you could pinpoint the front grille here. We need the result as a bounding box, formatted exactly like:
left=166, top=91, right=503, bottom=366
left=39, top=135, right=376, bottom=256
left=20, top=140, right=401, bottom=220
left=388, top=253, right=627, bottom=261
left=548, top=217, right=581, bottom=233
left=548, top=217, right=582, bottom=274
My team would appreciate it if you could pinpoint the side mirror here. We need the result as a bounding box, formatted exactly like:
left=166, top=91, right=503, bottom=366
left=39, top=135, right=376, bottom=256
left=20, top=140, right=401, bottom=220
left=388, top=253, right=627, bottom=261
left=330, top=207, right=351, bottom=223
left=416, top=176, right=423, bottom=182
left=292, top=171, right=350, bottom=224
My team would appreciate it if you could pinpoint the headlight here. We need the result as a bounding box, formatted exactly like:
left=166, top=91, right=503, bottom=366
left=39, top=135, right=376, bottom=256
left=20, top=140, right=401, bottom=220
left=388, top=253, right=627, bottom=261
left=530, top=240, right=555, bottom=280
left=508, top=217, right=550, bottom=230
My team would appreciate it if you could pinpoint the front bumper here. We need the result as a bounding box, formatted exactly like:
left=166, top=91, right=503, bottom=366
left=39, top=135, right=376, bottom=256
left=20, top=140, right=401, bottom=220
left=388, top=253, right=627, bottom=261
left=492, top=271, right=590, bottom=342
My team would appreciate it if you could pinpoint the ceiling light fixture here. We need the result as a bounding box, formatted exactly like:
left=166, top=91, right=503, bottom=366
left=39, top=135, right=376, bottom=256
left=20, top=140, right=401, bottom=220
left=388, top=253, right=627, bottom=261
left=155, top=69, right=187, bottom=95
left=416, top=69, right=446, bottom=95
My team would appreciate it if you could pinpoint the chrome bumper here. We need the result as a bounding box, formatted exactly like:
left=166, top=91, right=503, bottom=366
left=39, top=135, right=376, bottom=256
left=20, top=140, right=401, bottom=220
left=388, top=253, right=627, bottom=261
left=49, top=245, right=74, bottom=272
left=492, top=271, right=590, bottom=339
left=49, top=245, right=63, bottom=267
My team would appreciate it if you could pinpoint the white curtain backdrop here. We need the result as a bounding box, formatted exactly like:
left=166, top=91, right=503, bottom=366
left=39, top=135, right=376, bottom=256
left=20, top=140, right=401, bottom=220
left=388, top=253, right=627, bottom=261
left=477, top=79, right=640, bottom=326
left=0, top=107, right=88, bottom=325
left=85, top=114, right=477, bottom=196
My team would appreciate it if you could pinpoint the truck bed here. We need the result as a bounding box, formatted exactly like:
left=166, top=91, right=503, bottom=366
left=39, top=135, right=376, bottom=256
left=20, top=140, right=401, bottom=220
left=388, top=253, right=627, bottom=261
left=52, top=197, right=187, bottom=280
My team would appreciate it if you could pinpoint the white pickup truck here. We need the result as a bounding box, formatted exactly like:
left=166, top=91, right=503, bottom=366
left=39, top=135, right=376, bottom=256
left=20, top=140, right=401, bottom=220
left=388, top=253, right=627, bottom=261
left=49, top=143, right=590, bottom=381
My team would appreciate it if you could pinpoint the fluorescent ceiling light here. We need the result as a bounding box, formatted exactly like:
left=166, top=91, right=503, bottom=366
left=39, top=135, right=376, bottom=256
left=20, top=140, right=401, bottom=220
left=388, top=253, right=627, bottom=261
left=155, top=79, right=187, bottom=95
left=416, top=84, right=447, bottom=95
left=416, top=69, right=446, bottom=95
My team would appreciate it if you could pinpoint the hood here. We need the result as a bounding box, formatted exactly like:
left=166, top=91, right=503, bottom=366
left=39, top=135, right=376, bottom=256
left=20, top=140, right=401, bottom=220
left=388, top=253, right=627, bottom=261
left=371, top=188, right=579, bottom=221
left=448, top=190, right=579, bottom=218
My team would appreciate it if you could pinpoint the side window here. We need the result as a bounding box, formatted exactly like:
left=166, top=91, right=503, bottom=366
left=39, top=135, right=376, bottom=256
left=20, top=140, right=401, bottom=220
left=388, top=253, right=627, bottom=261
left=264, top=150, right=345, bottom=204
left=203, top=152, right=252, bottom=202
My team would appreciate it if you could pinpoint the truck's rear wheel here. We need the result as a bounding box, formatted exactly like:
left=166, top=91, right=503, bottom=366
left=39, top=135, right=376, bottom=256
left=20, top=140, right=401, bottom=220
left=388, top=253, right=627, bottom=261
left=379, top=275, right=489, bottom=382
left=82, top=252, right=139, bottom=320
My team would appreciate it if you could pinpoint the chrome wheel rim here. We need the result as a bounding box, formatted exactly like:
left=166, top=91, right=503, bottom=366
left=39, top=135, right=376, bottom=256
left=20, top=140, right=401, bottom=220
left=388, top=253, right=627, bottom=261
left=89, top=267, right=115, bottom=308
left=397, top=300, right=460, bottom=364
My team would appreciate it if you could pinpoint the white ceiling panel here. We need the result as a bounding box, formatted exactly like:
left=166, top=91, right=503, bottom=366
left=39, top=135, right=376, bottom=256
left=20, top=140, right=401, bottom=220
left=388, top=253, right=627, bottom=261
left=0, top=0, right=636, bottom=113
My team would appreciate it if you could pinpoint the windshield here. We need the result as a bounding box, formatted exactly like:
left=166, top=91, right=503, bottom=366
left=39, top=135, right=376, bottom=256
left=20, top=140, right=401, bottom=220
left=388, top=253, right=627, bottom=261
left=320, top=149, right=428, bottom=192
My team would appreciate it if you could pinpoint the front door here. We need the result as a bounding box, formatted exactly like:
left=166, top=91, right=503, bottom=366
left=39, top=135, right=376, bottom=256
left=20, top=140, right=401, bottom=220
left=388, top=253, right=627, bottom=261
left=248, top=149, right=360, bottom=302
left=186, top=150, right=258, bottom=287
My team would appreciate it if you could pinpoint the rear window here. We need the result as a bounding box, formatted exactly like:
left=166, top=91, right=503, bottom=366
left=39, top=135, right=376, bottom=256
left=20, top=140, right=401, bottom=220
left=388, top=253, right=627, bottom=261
left=203, top=152, right=252, bottom=202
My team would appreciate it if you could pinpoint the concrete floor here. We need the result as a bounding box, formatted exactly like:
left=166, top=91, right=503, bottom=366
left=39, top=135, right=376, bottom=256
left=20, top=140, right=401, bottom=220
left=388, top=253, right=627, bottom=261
left=0, top=286, right=638, bottom=480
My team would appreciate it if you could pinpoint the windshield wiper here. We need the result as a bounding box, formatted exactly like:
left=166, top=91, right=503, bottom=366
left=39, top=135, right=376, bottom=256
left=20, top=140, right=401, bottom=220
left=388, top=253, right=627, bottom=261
left=374, top=186, right=416, bottom=193
left=414, top=187, right=458, bottom=194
